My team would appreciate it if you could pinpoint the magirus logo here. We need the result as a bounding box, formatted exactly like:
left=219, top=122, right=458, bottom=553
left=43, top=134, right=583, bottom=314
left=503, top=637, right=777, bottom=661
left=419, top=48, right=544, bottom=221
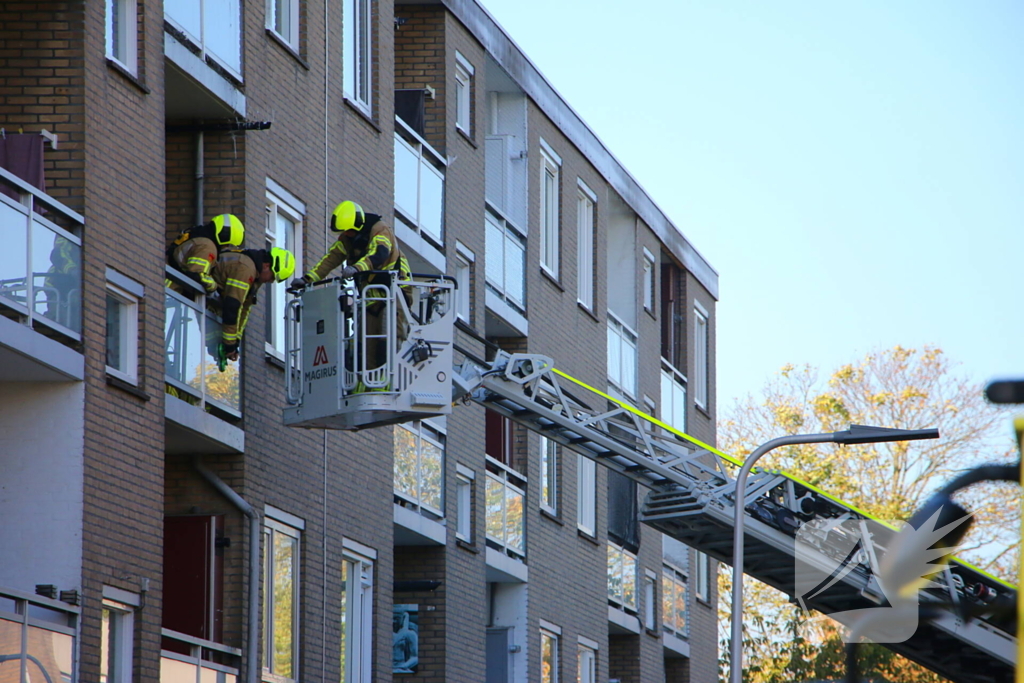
left=793, top=505, right=972, bottom=643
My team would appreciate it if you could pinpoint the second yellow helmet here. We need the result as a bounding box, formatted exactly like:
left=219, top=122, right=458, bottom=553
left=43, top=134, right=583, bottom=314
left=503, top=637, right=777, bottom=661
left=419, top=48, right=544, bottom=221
left=330, top=201, right=365, bottom=233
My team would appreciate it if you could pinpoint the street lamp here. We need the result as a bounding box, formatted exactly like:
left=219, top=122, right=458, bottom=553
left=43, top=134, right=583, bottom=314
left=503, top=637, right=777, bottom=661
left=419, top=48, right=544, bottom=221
left=728, top=424, right=939, bottom=683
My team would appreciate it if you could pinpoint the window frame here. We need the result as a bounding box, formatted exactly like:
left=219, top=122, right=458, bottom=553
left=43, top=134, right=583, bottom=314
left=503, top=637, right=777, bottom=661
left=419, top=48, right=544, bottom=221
left=267, top=0, right=300, bottom=50
left=393, top=420, right=446, bottom=519
left=343, top=0, right=373, bottom=114
left=661, top=563, right=689, bottom=637
left=540, top=627, right=560, bottom=683
left=101, top=593, right=136, bottom=683
left=538, top=140, right=561, bottom=279
left=606, top=311, right=638, bottom=399
left=695, top=550, right=711, bottom=603
left=454, top=51, right=474, bottom=136
left=576, top=640, right=596, bottom=683
left=606, top=541, right=638, bottom=612
left=642, top=248, right=655, bottom=314
left=693, top=302, right=709, bottom=409
left=660, top=361, right=688, bottom=435
left=455, top=465, right=475, bottom=543
left=643, top=570, right=657, bottom=631
left=105, top=279, right=140, bottom=385
left=453, top=242, right=474, bottom=324
left=539, top=436, right=558, bottom=515
left=341, top=551, right=374, bottom=683
left=265, top=185, right=305, bottom=359
left=576, top=454, right=596, bottom=536
left=107, top=0, right=138, bottom=75
left=263, top=515, right=302, bottom=682
left=576, top=181, right=596, bottom=310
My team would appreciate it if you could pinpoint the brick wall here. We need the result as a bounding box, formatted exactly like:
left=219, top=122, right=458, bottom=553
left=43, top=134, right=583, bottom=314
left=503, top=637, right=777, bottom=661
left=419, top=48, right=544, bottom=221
left=394, top=7, right=446, bottom=153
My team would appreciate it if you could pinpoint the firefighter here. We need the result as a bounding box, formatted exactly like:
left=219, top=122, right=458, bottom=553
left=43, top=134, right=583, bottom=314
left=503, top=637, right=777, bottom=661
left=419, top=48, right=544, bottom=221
left=168, top=214, right=246, bottom=295
left=213, top=246, right=295, bottom=361
left=290, top=201, right=412, bottom=382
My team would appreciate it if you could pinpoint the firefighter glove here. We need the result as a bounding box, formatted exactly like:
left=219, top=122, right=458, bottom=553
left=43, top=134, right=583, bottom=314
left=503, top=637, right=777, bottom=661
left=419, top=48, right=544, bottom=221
left=341, top=265, right=359, bottom=280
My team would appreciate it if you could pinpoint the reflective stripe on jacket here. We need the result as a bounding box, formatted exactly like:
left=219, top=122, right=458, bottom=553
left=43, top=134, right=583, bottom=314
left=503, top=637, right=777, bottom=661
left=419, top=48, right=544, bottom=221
left=172, top=237, right=218, bottom=293
left=306, top=217, right=403, bottom=282
left=212, top=251, right=259, bottom=344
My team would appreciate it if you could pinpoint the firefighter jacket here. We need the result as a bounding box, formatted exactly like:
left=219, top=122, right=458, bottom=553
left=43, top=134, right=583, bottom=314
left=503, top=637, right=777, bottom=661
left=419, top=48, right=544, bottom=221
left=305, top=215, right=405, bottom=284
left=172, top=236, right=218, bottom=293
left=211, top=250, right=262, bottom=346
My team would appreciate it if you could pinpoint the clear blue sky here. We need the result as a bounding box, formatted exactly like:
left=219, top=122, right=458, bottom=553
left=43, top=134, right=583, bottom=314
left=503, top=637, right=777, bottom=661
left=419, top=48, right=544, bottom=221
left=480, top=0, right=1024, bottom=409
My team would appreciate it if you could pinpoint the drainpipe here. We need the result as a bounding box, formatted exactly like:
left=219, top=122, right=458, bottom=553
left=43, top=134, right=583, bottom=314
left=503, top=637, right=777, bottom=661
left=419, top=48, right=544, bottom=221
left=195, top=132, right=204, bottom=225
left=192, top=456, right=259, bottom=683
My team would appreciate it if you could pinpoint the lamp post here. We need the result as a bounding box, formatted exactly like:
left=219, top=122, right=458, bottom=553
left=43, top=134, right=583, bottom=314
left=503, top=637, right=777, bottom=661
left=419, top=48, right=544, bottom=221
left=728, top=424, right=939, bottom=683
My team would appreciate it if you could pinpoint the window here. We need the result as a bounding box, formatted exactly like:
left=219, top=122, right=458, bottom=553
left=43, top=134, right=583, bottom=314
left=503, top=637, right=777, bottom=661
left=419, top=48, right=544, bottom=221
left=267, top=0, right=299, bottom=50
left=694, top=304, right=709, bottom=409
left=484, top=209, right=526, bottom=312
left=343, top=0, right=372, bottom=112
left=101, top=589, right=137, bottom=683
left=540, top=437, right=558, bottom=514
left=263, top=516, right=301, bottom=681
left=606, top=312, right=637, bottom=398
left=105, top=278, right=140, bottom=384
left=660, top=259, right=684, bottom=369
left=541, top=628, right=559, bottom=683
left=660, top=362, right=687, bottom=433
left=695, top=551, right=710, bottom=603
left=576, top=454, right=596, bottom=536
left=393, top=421, right=445, bottom=517
left=643, top=572, right=657, bottom=631
left=456, top=466, right=474, bottom=542
left=486, top=456, right=526, bottom=559
left=107, top=0, right=138, bottom=74
left=539, top=140, right=561, bottom=278
left=576, top=183, right=595, bottom=309
left=340, top=552, right=374, bottom=683
left=394, top=124, right=446, bottom=245
left=164, top=0, right=242, bottom=77
left=455, top=52, right=473, bottom=135
left=607, top=542, right=637, bottom=611
left=266, top=186, right=304, bottom=357
left=454, top=253, right=472, bottom=322
left=642, top=249, right=655, bottom=313
left=577, top=642, right=596, bottom=683
left=662, top=565, right=688, bottom=637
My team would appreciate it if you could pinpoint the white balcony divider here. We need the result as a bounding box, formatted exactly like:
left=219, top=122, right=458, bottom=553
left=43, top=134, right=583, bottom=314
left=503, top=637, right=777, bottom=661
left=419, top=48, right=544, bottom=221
left=161, top=628, right=241, bottom=683
left=485, top=455, right=526, bottom=558
left=164, top=266, right=242, bottom=417
left=0, top=166, right=84, bottom=341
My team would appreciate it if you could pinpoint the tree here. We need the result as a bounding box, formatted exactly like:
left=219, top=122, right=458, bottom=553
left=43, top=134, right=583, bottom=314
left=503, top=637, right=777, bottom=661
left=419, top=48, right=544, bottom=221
left=717, top=346, right=1017, bottom=682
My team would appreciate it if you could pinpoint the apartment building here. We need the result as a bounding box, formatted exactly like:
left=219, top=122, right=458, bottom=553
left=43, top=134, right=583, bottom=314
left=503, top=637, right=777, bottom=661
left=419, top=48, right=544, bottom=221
left=0, top=1, right=720, bottom=682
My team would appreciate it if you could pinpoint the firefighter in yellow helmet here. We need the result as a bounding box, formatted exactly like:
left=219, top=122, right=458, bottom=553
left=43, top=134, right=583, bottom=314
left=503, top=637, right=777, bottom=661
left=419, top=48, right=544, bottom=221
left=168, top=214, right=245, bottom=295
left=212, top=247, right=295, bottom=361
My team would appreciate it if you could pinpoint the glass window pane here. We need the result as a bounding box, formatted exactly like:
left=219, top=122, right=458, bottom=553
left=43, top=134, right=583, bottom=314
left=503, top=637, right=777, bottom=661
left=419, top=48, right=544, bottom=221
left=165, top=0, right=201, bottom=39
left=161, top=656, right=199, bottom=683
left=505, top=486, right=523, bottom=552
left=661, top=574, right=674, bottom=632
left=420, top=437, right=444, bottom=512
left=205, top=312, right=242, bottom=411
left=273, top=531, right=296, bottom=677
left=164, top=294, right=204, bottom=392
left=607, top=325, right=620, bottom=386
left=484, top=216, right=503, bottom=287
left=0, top=619, right=21, bottom=680
left=541, top=633, right=556, bottom=683
left=504, top=233, right=524, bottom=305
left=32, top=221, right=81, bottom=332
left=622, top=334, right=636, bottom=395
left=0, top=201, right=28, bottom=309
left=26, top=627, right=73, bottom=683
left=622, top=553, right=637, bottom=609
left=106, top=294, right=124, bottom=370
left=393, top=426, right=419, bottom=499
left=342, top=0, right=356, bottom=98
left=675, top=577, right=688, bottom=635
left=204, top=0, right=241, bottom=73
left=340, top=561, right=349, bottom=682
left=485, top=475, right=504, bottom=543
left=420, top=162, right=444, bottom=242
left=355, top=0, right=370, bottom=102
left=607, top=546, right=621, bottom=602
left=394, top=136, right=419, bottom=222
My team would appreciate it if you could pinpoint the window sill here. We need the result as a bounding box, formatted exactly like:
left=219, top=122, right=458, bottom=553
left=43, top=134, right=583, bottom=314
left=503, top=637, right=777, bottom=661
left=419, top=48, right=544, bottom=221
left=265, top=351, right=286, bottom=370
left=540, top=508, right=563, bottom=525
left=265, top=28, right=310, bottom=70
left=456, top=127, right=477, bottom=149
left=644, top=305, right=656, bottom=321
left=577, top=302, right=600, bottom=323
left=343, top=98, right=381, bottom=134
left=106, top=58, right=150, bottom=94
left=695, top=402, right=711, bottom=419
left=107, top=374, right=150, bottom=401
left=577, top=528, right=599, bottom=546
left=456, top=538, right=480, bottom=554
left=539, top=267, right=564, bottom=292
left=645, top=627, right=661, bottom=638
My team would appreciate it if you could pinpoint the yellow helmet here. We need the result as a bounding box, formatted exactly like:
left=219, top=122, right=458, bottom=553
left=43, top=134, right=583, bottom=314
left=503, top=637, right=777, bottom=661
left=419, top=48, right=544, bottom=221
left=211, top=214, right=245, bottom=247
left=330, top=201, right=365, bottom=233
left=269, top=247, right=296, bottom=282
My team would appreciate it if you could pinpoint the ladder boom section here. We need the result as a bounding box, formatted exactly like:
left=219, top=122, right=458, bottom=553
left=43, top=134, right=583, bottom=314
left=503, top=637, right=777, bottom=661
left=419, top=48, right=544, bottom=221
left=464, top=352, right=1016, bottom=683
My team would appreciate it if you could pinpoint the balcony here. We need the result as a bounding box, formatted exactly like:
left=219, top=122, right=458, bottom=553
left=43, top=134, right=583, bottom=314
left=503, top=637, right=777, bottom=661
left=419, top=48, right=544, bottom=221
left=164, top=0, right=245, bottom=119
left=0, top=166, right=84, bottom=381
left=484, top=206, right=528, bottom=337
left=161, top=628, right=240, bottom=683
left=485, top=456, right=525, bottom=560
left=393, top=421, right=446, bottom=546
left=607, top=311, right=637, bottom=399
left=164, top=268, right=244, bottom=455
left=393, top=118, right=446, bottom=272
left=0, top=586, right=78, bottom=683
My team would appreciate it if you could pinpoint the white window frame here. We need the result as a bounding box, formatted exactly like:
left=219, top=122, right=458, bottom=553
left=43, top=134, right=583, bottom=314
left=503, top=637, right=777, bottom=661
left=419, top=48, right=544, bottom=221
left=695, top=550, right=710, bottom=603
left=642, top=248, right=655, bottom=314
left=343, top=0, right=372, bottom=113
left=266, top=184, right=305, bottom=359
left=105, top=274, right=140, bottom=385
left=606, top=542, right=638, bottom=612
left=263, top=515, right=302, bottom=681
left=454, top=52, right=474, bottom=136
left=662, top=563, right=689, bottom=637
left=267, top=0, right=300, bottom=50
left=341, top=551, right=374, bottom=683
left=643, top=569, right=657, bottom=631
left=694, top=303, right=709, bottom=409
left=106, top=0, right=138, bottom=75
left=540, top=627, right=560, bottom=683
left=539, top=437, right=558, bottom=515
left=576, top=181, right=595, bottom=310
left=453, top=242, right=474, bottom=323
left=606, top=311, right=638, bottom=399
left=576, top=454, right=596, bottom=536
left=539, top=140, right=561, bottom=279
left=484, top=207, right=527, bottom=312
left=576, top=639, right=597, bottom=683
left=101, top=588, right=138, bottom=683
left=455, top=464, right=475, bottom=542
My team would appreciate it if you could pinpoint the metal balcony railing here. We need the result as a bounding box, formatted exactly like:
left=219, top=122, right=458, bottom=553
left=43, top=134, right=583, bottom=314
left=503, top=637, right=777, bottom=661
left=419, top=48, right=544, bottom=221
left=0, top=166, right=84, bottom=343
left=0, top=585, right=78, bottom=683
left=161, top=628, right=241, bottom=683
left=485, top=456, right=526, bottom=558
left=164, top=267, right=242, bottom=417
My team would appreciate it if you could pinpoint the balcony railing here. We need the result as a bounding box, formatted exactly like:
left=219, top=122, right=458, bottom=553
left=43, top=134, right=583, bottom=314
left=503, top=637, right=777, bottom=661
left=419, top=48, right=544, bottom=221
left=161, top=628, right=240, bottom=683
left=165, top=267, right=242, bottom=417
left=394, top=117, right=446, bottom=245
left=0, top=585, right=78, bottom=683
left=0, top=166, right=83, bottom=343
left=165, top=0, right=242, bottom=78
left=393, top=422, right=444, bottom=518
left=485, top=456, right=526, bottom=559
left=607, top=311, right=637, bottom=398
left=607, top=542, right=638, bottom=611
